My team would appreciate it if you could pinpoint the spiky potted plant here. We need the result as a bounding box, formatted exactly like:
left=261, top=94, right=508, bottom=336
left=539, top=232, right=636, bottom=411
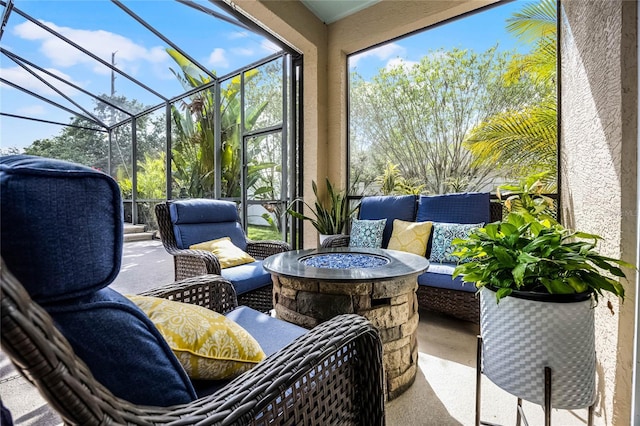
left=451, top=174, right=633, bottom=411
left=286, top=178, right=356, bottom=245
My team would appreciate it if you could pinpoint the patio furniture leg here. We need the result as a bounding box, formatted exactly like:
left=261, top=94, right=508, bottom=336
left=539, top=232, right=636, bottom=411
left=516, top=398, right=523, bottom=426
left=545, top=367, right=552, bottom=426
left=476, top=335, right=482, bottom=426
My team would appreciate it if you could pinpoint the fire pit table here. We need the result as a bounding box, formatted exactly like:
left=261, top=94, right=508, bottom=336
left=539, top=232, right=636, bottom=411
left=263, top=247, right=429, bottom=400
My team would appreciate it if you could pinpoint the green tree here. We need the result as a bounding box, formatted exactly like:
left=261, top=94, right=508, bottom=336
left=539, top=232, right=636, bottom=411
left=24, top=120, right=109, bottom=170
left=465, top=0, right=557, bottom=186
left=350, top=46, right=538, bottom=195
left=24, top=95, right=165, bottom=174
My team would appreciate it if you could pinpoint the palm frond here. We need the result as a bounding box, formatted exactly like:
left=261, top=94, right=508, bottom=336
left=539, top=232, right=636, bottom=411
left=465, top=98, right=557, bottom=178
left=506, top=0, right=557, bottom=43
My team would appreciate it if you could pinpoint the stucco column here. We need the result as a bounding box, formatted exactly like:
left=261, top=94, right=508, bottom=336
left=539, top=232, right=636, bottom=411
left=560, top=1, right=638, bottom=424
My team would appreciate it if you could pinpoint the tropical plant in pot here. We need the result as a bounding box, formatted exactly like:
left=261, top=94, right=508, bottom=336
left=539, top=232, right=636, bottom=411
left=286, top=178, right=356, bottom=242
left=450, top=174, right=634, bottom=411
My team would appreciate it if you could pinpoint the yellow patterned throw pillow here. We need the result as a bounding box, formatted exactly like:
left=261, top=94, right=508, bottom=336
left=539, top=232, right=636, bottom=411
left=189, top=237, right=255, bottom=269
left=387, top=219, right=433, bottom=256
left=128, top=295, right=265, bottom=380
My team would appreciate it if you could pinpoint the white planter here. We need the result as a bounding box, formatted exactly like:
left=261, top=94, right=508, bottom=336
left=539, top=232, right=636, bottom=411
left=479, top=286, right=596, bottom=409
left=318, top=234, right=338, bottom=245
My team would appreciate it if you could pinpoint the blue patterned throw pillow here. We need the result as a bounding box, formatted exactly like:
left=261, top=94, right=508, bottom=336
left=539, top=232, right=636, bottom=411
left=349, top=219, right=387, bottom=248
left=429, top=222, right=483, bottom=263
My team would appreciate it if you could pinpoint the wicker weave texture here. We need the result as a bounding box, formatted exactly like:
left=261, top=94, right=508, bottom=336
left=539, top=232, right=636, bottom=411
left=139, top=274, right=239, bottom=314
left=1, top=259, right=385, bottom=425
left=320, top=235, right=350, bottom=248
left=416, top=286, right=479, bottom=323
left=480, top=287, right=596, bottom=409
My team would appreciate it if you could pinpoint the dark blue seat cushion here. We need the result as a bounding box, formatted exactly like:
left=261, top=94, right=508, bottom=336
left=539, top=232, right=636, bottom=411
left=169, top=199, right=248, bottom=250
left=47, top=288, right=198, bottom=405
left=417, top=263, right=476, bottom=293
left=416, top=192, right=490, bottom=258
left=358, top=195, right=417, bottom=248
left=416, top=192, right=491, bottom=224
left=225, top=306, right=307, bottom=356
left=0, top=155, right=122, bottom=304
left=220, top=260, right=271, bottom=295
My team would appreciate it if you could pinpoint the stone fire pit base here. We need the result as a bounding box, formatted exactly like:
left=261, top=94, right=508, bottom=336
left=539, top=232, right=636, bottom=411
left=272, top=274, right=420, bottom=400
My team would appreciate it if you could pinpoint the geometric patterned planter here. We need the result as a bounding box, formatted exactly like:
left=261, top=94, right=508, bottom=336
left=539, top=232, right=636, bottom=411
left=480, top=286, right=596, bottom=409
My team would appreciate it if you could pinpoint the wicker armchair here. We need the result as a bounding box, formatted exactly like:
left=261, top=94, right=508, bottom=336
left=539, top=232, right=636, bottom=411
left=1, top=261, right=385, bottom=425
left=156, top=201, right=291, bottom=312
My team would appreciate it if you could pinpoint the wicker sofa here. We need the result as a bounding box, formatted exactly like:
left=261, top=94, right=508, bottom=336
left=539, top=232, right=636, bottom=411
left=323, top=193, right=502, bottom=323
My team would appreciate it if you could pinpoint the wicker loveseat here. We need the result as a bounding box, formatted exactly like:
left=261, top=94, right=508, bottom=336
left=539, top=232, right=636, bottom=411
left=323, top=193, right=502, bottom=323
left=0, top=155, right=385, bottom=425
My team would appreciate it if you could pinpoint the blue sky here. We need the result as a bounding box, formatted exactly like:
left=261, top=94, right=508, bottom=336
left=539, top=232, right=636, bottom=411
left=349, top=1, right=528, bottom=78
left=1, top=0, right=531, bottom=151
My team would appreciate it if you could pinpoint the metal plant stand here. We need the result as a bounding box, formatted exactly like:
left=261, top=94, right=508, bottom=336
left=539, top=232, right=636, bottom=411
left=475, top=336, right=595, bottom=426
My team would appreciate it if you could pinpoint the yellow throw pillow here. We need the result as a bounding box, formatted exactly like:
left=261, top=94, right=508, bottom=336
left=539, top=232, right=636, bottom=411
left=189, top=237, right=255, bottom=269
left=387, top=219, right=433, bottom=256
left=128, top=295, right=265, bottom=380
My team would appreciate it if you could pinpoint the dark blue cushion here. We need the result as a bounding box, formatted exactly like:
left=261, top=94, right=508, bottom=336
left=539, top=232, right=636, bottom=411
left=220, top=261, right=271, bottom=295
left=417, top=263, right=476, bottom=293
left=416, top=192, right=490, bottom=224
left=358, top=195, right=417, bottom=248
left=0, top=155, right=122, bottom=304
left=47, top=288, right=197, bottom=405
left=1, top=155, right=196, bottom=406
left=224, top=306, right=307, bottom=356
left=169, top=199, right=247, bottom=250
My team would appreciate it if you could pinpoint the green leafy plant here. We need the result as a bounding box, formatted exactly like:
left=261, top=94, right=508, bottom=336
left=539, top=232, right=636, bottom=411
left=376, top=162, right=425, bottom=195
left=496, top=170, right=556, bottom=223
left=286, top=178, right=357, bottom=235
left=452, top=213, right=630, bottom=304
left=452, top=174, right=633, bottom=305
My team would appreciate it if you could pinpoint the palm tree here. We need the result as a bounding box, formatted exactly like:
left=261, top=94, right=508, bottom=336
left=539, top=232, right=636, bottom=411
left=167, top=49, right=270, bottom=198
left=465, top=0, right=557, bottom=187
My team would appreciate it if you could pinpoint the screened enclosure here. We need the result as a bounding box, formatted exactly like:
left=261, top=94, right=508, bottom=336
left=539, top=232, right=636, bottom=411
left=0, top=0, right=302, bottom=241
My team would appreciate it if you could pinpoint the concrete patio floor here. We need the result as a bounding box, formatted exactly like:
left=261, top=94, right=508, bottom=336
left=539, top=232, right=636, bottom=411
left=1, top=240, right=590, bottom=425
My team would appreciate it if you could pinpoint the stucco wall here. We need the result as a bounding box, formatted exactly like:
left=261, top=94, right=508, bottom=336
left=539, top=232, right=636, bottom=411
left=560, top=1, right=637, bottom=424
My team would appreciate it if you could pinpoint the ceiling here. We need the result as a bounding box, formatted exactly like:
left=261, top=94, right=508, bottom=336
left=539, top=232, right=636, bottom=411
left=300, top=0, right=380, bottom=24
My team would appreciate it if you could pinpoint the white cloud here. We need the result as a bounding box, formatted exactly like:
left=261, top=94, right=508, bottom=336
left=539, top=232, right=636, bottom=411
left=207, top=48, right=229, bottom=68
left=12, top=20, right=170, bottom=76
left=385, top=58, right=418, bottom=71
left=17, top=105, right=46, bottom=116
left=350, top=43, right=406, bottom=66
left=233, top=47, right=255, bottom=57
left=261, top=40, right=281, bottom=54
left=1, top=66, right=84, bottom=98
